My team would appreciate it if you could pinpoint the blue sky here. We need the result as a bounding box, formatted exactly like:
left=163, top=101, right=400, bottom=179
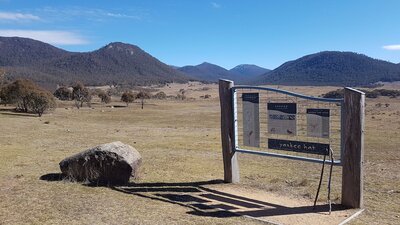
left=0, top=0, right=399, bottom=69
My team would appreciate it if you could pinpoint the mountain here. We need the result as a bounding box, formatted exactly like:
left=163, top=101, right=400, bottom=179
left=0, top=37, right=70, bottom=66
left=253, top=51, right=400, bottom=86
left=0, top=37, right=191, bottom=89
left=230, top=64, right=270, bottom=77
left=177, top=62, right=268, bottom=83
left=178, top=62, right=233, bottom=82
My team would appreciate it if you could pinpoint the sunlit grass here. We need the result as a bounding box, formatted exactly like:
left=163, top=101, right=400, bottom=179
left=0, top=83, right=399, bottom=224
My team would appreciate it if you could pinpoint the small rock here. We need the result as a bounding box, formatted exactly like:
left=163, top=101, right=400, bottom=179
left=14, top=174, right=24, bottom=179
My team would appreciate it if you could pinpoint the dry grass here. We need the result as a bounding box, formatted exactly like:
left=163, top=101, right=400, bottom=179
left=0, top=83, right=399, bottom=224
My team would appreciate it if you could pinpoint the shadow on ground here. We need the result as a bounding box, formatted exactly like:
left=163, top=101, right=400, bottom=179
left=40, top=174, right=348, bottom=219
left=40, top=173, right=66, bottom=181
left=110, top=180, right=349, bottom=218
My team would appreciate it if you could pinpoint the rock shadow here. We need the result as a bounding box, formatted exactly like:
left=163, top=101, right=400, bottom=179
left=40, top=173, right=66, bottom=181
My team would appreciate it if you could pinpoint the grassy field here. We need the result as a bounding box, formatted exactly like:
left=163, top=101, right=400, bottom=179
left=0, top=82, right=399, bottom=224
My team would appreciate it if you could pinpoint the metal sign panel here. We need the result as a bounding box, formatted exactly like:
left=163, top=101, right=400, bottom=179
left=242, top=93, right=260, bottom=147
left=268, top=138, right=330, bottom=155
left=307, top=109, right=330, bottom=138
left=268, top=103, right=297, bottom=135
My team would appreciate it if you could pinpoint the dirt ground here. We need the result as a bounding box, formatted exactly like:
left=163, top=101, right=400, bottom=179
left=0, top=82, right=399, bottom=224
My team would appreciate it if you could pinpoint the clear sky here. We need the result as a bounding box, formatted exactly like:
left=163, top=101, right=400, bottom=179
left=0, top=0, right=399, bottom=69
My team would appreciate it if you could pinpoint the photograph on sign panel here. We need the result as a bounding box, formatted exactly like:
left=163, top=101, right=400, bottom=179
left=267, top=103, right=297, bottom=135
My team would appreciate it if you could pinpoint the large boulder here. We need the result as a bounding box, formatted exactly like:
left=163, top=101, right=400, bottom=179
left=59, top=141, right=141, bottom=185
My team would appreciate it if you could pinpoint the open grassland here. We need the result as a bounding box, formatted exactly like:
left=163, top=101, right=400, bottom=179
left=0, top=83, right=399, bottom=224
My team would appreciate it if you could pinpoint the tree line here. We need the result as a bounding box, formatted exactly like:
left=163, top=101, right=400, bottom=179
left=322, top=88, right=400, bottom=99
left=54, top=82, right=159, bottom=109
left=0, top=78, right=187, bottom=116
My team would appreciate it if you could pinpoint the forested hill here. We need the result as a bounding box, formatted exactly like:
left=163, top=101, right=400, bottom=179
left=252, top=51, right=400, bottom=86
left=230, top=64, right=270, bottom=78
left=2, top=37, right=399, bottom=88
left=178, top=62, right=233, bottom=82
left=177, top=62, right=269, bottom=83
left=0, top=37, right=191, bottom=89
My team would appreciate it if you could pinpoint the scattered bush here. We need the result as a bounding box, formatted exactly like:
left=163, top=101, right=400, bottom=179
left=98, top=90, right=111, bottom=104
left=323, top=88, right=400, bottom=99
left=72, top=82, right=91, bottom=108
left=176, top=88, right=187, bottom=100
left=365, top=91, right=378, bottom=98
left=176, top=93, right=186, bottom=100
left=121, top=91, right=136, bottom=106
left=371, top=89, right=400, bottom=98
left=0, top=79, right=56, bottom=116
left=54, top=86, right=72, bottom=100
left=28, top=90, right=56, bottom=117
left=137, top=90, right=151, bottom=109
left=153, top=91, right=167, bottom=99
left=200, top=94, right=211, bottom=99
left=322, top=89, right=344, bottom=99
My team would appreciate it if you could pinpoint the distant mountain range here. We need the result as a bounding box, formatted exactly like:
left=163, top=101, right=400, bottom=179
left=230, top=64, right=270, bottom=78
left=252, top=51, right=400, bottom=86
left=1, top=36, right=400, bottom=88
left=176, top=63, right=269, bottom=83
left=0, top=37, right=191, bottom=89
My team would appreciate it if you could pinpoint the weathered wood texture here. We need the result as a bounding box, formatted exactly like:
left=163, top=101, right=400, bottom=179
left=342, top=87, right=365, bottom=208
left=243, top=94, right=260, bottom=147
left=219, top=79, right=239, bottom=183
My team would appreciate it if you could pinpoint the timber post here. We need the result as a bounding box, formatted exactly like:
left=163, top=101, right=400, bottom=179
left=342, top=87, right=365, bottom=208
left=219, top=79, right=240, bottom=183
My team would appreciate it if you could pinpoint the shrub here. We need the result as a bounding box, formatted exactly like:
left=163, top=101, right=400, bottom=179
left=98, top=90, right=111, bottom=104
left=1, top=79, right=37, bottom=112
left=322, top=89, right=344, bottom=99
left=72, top=82, right=91, bottom=108
left=0, top=79, right=56, bottom=116
left=121, top=91, right=136, bottom=106
left=153, top=91, right=167, bottom=99
left=323, top=88, right=400, bottom=99
left=137, top=90, right=151, bottom=109
left=374, top=89, right=400, bottom=98
left=54, top=86, right=72, bottom=100
left=365, top=91, right=378, bottom=98
left=28, top=90, right=56, bottom=117
left=176, top=93, right=186, bottom=100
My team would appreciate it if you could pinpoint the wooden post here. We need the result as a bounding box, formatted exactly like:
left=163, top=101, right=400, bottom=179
left=219, top=79, right=240, bottom=183
left=342, top=87, right=365, bottom=208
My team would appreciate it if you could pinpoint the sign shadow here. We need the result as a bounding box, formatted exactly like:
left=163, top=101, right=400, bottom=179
left=110, top=180, right=349, bottom=219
